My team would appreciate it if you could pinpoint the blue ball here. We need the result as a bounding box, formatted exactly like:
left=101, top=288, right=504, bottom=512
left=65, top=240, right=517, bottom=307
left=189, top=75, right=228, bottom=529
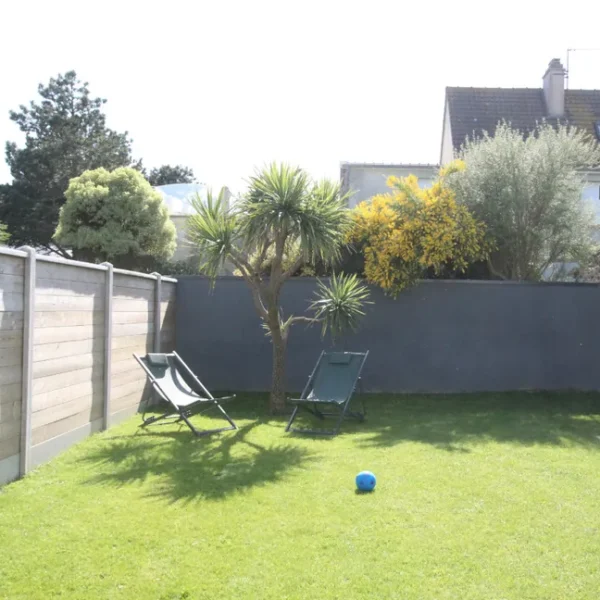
left=356, top=470, right=376, bottom=492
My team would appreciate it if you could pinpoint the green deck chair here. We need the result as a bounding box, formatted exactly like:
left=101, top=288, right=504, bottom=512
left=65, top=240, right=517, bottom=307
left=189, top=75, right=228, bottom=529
left=285, top=351, right=369, bottom=436
left=134, top=351, right=237, bottom=437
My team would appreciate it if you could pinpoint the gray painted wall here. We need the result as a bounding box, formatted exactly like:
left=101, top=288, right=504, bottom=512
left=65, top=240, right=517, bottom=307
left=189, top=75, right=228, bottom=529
left=176, top=277, right=600, bottom=394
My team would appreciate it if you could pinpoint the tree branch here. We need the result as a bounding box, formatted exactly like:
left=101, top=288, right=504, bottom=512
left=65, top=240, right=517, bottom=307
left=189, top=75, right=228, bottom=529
left=46, top=242, right=71, bottom=259
left=270, top=233, right=285, bottom=284
left=254, top=238, right=273, bottom=274
left=268, top=232, right=288, bottom=308
left=537, top=244, right=569, bottom=280
left=229, top=247, right=255, bottom=280
left=487, top=256, right=507, bottom=280
left=287, top=316, right=320, bottom=326
left=228, top=252, right=268, bottom=320
left=280, top=315, right=322, bottom=336
left=250, top=286, right=269, bottom=322
left=280, top=254, right=305, bottom=285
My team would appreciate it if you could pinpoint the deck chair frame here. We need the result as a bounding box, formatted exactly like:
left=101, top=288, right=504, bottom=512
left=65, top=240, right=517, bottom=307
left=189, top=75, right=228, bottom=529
left=134, top=351, right=237, bottom=437
left=285, top=350, right=369, bottom=436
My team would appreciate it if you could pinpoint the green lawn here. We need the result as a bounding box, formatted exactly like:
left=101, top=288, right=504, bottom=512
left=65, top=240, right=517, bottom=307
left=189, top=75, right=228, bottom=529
left=2, top=392, right=600, bottom=599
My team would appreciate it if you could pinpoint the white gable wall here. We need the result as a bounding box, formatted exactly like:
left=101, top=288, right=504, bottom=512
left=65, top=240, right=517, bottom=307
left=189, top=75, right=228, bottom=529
left=342, top=164, right=438, bottom=208
left=440, top=100, right=455, bottom=165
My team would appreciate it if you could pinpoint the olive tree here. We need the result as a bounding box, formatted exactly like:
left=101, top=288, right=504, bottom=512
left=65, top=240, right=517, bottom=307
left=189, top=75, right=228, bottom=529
left=450, top=123, right=600, bottom=280
left=187, top=163, right=370, bottom=413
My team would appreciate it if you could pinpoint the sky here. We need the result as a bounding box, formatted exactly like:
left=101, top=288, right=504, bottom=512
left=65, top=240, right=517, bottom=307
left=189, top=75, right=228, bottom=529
left=1, top=0, right=599, bottom=194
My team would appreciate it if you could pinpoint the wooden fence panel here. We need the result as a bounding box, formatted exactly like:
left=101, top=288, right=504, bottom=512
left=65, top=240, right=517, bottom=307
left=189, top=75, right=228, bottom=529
left=0, top=255, right=23, bottom=477
left=110, top=272, right=156, bottom=418
left=0, top=251, right=177, bottom=485
left=31, top=263, right=105, bottom=447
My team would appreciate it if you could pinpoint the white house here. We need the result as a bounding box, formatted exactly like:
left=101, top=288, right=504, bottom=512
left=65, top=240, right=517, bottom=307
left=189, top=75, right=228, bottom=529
left=342, top=59, right=600, bottom=213
left=339, top=58, right=600, bottom=280
left=440, top=58, right=600, bottom=212
left=154, top=183, right=231, bottom=262
left=340, top=163, right=437, bottom=208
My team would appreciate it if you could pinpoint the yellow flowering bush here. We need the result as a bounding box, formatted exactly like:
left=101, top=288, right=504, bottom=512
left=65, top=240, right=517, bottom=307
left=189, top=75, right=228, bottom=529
left=348, top=161, right=488, bottom=295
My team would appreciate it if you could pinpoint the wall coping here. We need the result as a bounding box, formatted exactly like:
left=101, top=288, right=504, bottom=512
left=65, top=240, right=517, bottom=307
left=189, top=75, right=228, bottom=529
left=176, top=275, right=600, bottom=288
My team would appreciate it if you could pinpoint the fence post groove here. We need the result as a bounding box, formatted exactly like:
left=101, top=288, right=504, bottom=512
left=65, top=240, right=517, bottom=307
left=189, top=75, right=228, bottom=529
left=19, top=247, right=36, bottom=477
left=153, top=273, right=162, bottom=354
left=101, top=263, right=113, bottom=430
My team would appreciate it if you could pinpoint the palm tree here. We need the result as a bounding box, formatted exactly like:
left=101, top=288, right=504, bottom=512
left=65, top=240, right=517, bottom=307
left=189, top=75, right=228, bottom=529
left=187, top=163, right=370, bottom=413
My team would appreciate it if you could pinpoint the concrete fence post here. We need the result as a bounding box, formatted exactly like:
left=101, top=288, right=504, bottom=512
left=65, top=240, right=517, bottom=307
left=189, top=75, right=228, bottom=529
left=19, top=247, right=36, bottom=477
left=100, top=263, right=113, bottom=430
left=150, top=272, right=162, bottom=406
left=152, top=273, right=162, bottom=353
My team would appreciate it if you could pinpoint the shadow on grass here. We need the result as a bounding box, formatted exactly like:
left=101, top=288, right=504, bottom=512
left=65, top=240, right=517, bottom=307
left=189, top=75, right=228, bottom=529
left=82, top=419, right=315, bottom=503
left=356, top=392, right=600, bottom=450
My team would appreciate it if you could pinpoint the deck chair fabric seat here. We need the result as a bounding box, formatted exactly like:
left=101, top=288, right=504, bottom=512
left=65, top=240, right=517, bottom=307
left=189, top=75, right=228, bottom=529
left=144, top=354, right=207, bottom=407
left=286, top=351, right=368, bottom=436
left=134, top=351, right=237, bottom=437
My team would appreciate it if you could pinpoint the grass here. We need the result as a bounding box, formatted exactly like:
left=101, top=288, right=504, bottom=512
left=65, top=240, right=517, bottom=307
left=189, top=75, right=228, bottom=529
left=2, top=392, right=600, bottom=599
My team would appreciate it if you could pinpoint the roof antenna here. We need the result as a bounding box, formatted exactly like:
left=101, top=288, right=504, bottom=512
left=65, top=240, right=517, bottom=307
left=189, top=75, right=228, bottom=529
left=566, top=48, right=600, bottom=89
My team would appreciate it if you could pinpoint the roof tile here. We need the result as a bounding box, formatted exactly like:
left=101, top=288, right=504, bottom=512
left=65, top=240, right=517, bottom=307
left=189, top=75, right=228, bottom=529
left=447, top=87, right=600, bottom=150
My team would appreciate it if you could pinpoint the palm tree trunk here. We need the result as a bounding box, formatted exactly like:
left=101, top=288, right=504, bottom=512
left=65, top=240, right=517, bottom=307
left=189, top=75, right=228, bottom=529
left=270, top=328, right=288, bottom=414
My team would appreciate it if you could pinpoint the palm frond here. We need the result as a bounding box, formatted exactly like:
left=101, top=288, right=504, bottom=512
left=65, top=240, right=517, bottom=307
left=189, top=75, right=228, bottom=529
left=238, top=162, right=310, bottom=245
left=239, top=164, right=351, bottom=267
left=309, top=273, right=371, bottom=339
left=186, top=187, right=238, bottom=278
left=298, top=179, right=352, bottom=264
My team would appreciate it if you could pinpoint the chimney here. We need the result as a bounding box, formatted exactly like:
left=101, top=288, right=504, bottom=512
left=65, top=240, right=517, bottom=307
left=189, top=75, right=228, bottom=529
left=542, top=58, right=566, bottom=118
